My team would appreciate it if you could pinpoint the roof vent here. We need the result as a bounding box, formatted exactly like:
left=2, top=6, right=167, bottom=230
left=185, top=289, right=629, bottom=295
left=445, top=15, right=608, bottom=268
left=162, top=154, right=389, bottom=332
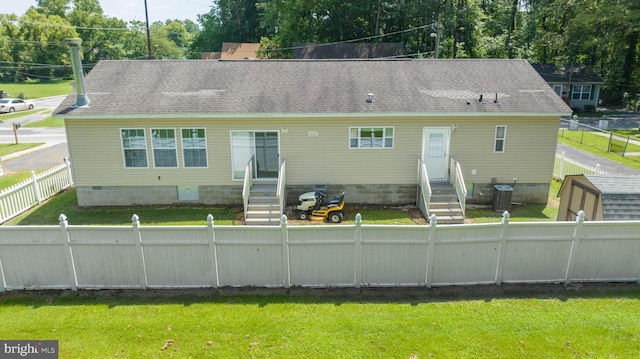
left=494, top=93, right=498, bottom=103
left=366, top=93, right=374, bottom=103
left=478, top=94, right=483, bottom=103
left=65, top=38, right=90, bottom=108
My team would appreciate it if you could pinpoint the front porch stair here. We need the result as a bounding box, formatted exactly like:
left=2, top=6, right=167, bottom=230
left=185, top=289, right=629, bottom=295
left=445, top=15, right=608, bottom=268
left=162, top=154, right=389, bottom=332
left=429, top=182, right=465, bottom=225
left=245, top=183, right=282, bottom=225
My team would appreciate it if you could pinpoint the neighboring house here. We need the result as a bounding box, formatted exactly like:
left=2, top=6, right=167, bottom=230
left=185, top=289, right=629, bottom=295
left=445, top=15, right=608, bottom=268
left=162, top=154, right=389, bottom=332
left=201, top=52, right=221, bottom=60
left=557, top=174, right=640, bottom=221
left=531, top=63, right=604, bottom=112
left=53, top=58, right=570, bottom=224
left=220, top=43, right=260, bottom=59
left=292, top=43, right=403, bottom=59
left=200, top=43, right=260, bottom=60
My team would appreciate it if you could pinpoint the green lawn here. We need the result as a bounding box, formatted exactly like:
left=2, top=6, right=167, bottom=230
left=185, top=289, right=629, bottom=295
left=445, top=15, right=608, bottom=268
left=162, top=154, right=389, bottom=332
left=1, top=285, right=639, bottom=358
left=0, top=80, right=72, bottom=99
left=0, top=142, right=44, bottom=157
left=559, top=128, right=640, bottom=154
left=558, top=135, right=640, bottom=170
left=23, top=115, right=64, bottom=128
left=465, top=179, right=561, bottom=224
left=8, top=189, right=241, bottom=226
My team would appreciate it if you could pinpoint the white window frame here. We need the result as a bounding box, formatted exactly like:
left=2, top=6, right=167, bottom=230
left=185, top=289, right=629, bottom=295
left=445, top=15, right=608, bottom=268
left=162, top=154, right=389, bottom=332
left=181, top=128, right=208, bottom=168
left=120, top=128, right=148, bottom=168
left=494, top=125, right=506, bottom=153
left=151, top=128, right=178, bottom=168
left=572, top=85, right=591, bottom=100
left=349, top=126, right=394, bottom=149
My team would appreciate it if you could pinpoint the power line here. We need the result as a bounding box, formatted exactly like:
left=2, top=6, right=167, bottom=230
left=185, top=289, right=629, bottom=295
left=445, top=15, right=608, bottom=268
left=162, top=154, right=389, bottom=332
left=262, top=22, right=439, bottom=53
left=7, top=19, right=129, bottom=31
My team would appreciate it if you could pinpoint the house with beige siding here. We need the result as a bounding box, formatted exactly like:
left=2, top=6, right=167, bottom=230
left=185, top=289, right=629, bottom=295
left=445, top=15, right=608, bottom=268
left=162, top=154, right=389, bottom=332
left=53, top=57, right=571, bottom=224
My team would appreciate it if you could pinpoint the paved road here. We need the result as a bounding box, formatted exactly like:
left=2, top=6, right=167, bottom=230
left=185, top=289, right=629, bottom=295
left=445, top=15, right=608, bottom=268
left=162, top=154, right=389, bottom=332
left=557, top=143, right=640, bottom=176
left=0, top=96, right=69, bottom=174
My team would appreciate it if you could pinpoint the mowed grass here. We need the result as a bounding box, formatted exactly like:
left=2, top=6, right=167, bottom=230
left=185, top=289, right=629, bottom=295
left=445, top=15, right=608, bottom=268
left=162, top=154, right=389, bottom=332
left=1, top=285, right=639, bottom=358
left=558, top=130, right=640, bottom=169
left=0, top=142, right=44, bottom=157
left=465, top=179, right=562, bottom=223
left=9, top=189, right=417, bottom=226
left=0, top=80, right=72, bottom=99
left=9, top=189, right=241, bottom=226
left=23, top=114, right=64, bottom=128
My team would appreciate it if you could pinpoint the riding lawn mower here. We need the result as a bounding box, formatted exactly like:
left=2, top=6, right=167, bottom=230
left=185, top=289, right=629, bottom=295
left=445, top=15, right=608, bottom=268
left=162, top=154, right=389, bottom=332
left=296, top=191, right=346, bottom=223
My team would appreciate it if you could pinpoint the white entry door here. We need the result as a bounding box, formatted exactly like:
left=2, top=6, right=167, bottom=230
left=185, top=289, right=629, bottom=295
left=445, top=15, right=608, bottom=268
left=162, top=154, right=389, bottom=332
left=422, top=127, right=451, bottom=180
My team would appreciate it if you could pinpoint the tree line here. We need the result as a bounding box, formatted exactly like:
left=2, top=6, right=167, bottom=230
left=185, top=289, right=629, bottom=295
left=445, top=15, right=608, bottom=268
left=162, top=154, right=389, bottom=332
left=1, top=0, right=638, bottom=108
left=0, top=0, right=198, bottom=82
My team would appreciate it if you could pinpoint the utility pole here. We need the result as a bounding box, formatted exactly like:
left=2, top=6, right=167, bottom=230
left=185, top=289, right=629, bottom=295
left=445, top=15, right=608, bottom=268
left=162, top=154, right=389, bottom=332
left=430, top=21, right=443, bottom=59
left=145, top=0, right=153, bottom=59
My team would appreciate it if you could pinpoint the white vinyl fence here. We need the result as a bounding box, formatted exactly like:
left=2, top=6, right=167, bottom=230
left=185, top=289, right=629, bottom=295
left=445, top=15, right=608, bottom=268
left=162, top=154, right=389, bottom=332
left=553, top=151, right=608, bottom=180
left=0, top=158, right=73, bottom=223
left=1, top=211, right=639, bottom=291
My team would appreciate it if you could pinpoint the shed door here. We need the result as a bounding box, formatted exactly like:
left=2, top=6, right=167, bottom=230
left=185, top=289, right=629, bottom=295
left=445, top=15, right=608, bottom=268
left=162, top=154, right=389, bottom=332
left=565, top=181, right=599, bottom=221
left=422, top=127, right=451, bottom=180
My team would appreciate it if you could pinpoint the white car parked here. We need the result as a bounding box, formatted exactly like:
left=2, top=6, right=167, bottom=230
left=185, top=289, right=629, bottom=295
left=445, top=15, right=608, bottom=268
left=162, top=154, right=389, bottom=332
left=0, top=98, right=35, bottom=113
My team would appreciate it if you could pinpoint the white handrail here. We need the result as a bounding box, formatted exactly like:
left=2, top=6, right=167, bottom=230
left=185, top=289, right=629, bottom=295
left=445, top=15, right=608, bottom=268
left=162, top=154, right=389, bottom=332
left=450, top=158, right=467, bottom=217
left=241, top=156, right=254, bottom=221
left=417, top=159, right=432, bottom=217
left=276, top=159, right=286, bottom=214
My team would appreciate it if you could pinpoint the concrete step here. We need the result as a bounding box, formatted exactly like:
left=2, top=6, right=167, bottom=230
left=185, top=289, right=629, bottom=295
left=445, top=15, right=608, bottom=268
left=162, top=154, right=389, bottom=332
left=430, top=201, right=460, bottom=209
left=245, top=217, right=282, bottom=226
left=430, top=207, right=463, bottom=215
left=427, top=182, right=464, bottom=224
left=250, top=183, right=277, bottom=196
left=248, top=195, right=280, bottom=204
left=429, top=214, right=465, bottom=225
left=246, top=209, right=282, bottom=219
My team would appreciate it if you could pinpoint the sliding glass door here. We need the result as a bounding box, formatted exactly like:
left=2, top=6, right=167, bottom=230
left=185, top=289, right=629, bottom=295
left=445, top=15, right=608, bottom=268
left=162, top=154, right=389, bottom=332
left=231, top=131, right=280, bottom=180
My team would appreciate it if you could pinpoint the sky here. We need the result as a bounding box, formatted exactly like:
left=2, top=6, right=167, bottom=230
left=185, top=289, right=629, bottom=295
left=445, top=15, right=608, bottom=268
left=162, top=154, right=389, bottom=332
left=2, top=0, right=212, bottom=24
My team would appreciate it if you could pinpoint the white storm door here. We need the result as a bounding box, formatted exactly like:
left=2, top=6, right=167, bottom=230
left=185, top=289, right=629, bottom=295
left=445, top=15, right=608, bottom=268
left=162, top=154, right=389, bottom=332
left=422, top=127, right=451, bottom=180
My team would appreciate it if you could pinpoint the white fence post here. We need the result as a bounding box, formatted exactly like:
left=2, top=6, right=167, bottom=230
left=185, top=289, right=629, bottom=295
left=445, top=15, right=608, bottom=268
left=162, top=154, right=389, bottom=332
left=207, top=214, right=219, bottom=288
left=354, top=213, right=363, bottom=288
left=131, top=214, right=148, bottom=289
left=564, top=211, right=585, bottom=285
left=64, top=157, right=74, bottom=186
left=559, top=151, right=565, bottom=179
left=425, top=214, right=437, bottom=287
left=59, top=214, right=78, bottom=291
left=31, top=170, right=42, bottom=203
left=495, top=211, right=510, bottom=285
left=281, top=214, right=290, bottom=289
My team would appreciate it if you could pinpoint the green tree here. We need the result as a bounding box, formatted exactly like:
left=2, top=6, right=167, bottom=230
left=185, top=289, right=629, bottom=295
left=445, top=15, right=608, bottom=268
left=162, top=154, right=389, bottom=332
left=35, top=0, right=70, bottom=18
left=191, top=0, right=265, bottom=53
left=17, top=9, right=78, bottom=80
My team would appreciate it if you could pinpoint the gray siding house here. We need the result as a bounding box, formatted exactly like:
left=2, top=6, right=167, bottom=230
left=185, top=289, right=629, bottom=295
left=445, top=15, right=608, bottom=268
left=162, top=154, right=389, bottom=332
left=531, top=63, right=604, bottom=112
left=54, top=58, right=570, bottom=223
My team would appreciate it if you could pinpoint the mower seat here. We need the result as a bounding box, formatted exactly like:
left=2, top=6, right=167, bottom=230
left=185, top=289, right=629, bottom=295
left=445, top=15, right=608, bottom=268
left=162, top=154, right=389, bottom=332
left=328, top=192, right=345, bottom=208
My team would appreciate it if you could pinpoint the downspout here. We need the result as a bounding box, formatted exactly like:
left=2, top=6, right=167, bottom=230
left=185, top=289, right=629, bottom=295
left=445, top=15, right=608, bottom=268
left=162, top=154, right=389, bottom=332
left=65, top=38, right=90, bottom=108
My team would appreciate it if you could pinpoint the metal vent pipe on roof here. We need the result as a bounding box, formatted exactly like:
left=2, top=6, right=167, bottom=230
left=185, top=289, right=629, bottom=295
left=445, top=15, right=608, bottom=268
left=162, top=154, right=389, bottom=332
left=65, top=38, right=90, bottom=108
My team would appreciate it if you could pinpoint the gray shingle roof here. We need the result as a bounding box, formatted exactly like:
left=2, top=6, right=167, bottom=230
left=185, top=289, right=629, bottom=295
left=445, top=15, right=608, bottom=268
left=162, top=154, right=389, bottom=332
left=531, top=63, right=604, bottom=84
left=54, top=59, right=571, bottom=117
left=585, top=175, right=640, bottom=221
